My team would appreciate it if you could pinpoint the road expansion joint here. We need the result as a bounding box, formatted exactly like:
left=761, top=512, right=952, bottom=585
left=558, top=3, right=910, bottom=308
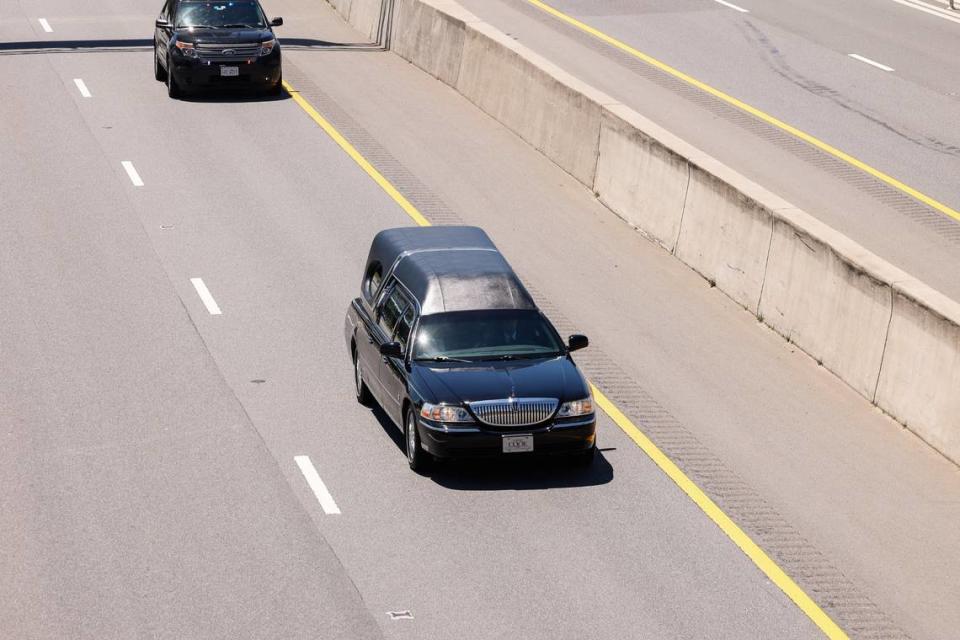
left=492, top=0, right=960, bottom=247
left=283, top=50, right=907, bottom=636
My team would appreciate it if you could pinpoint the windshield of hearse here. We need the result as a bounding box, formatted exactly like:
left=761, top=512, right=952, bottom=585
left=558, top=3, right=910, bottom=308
left=176, top=1, right=266, bottom=28
left=414, top=310, right=564, bottom=361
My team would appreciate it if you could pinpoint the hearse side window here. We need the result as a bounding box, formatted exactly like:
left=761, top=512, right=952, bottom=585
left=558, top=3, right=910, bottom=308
left=377, top=285, right=410, bottom=338
left=363, top=262, right=383, bottom=304
left=393, top=307, right=416, bottom=352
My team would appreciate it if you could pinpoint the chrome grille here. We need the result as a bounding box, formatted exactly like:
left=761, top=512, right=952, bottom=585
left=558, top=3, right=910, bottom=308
left=196, top=43, right=260, bottom=58
left=469, top=398, right=558, bottom=428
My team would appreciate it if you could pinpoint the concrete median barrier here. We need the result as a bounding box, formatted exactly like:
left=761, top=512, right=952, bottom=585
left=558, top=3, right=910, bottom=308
left=348, top=0, right=383, bottom=41
left=674, top=163, right=775, bottom=314
left=876, top=285, right=960, bottom=465
left=758, top=213, right=893, bottom=399
left=455, top=22, right=607, bottom=186
left=595, top=105, right=689, bottom=252
left=392, top=0, right=473, bottom=87
left=320, top=0, right=960, bottom=466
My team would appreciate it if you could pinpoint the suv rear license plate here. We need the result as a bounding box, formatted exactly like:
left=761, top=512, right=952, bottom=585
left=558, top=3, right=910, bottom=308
left=220, top=66, right=239, bottom=77
left=503, top=435, right=533, bottom=453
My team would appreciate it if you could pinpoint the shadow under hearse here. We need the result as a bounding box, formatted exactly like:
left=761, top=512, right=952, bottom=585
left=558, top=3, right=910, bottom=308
left=365, top=403, right=615, bottom=491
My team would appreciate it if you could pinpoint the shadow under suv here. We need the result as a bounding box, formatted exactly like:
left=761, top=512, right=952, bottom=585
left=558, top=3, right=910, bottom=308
left=154, top=0, right=283, bottom=98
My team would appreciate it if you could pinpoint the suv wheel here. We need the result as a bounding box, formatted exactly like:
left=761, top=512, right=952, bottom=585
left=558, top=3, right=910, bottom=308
left=166, top=55, right=181, bottom=98
left=268, top=74, right=282, bottom=97
left=154, top=45, right=167, bottom=82
left=405, top=409, right=431, bottom=473
left=354, top=351, right=372, bottom=405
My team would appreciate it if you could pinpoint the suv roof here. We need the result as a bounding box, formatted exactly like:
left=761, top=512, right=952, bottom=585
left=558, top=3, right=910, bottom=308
left=364, top=227, right=537, bottom=315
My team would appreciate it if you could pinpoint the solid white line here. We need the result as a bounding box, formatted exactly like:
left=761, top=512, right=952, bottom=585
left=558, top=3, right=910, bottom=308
left=713, top=0, right=750, bottom=12
left=38, top=18, right=52, bottom=32
left=848, top=53, right=895, bottom=72
left=120, top=161, right=144, bottom=186
left=889, top=0, right=960, bottom=24
left=189, top=278, right=222, bottom=315
left=294, top=456, right=341, bottom=515
left=73, top=78, right=91, bottom=98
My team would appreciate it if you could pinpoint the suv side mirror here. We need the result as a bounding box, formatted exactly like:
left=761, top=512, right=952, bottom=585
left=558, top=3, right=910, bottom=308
left=567, top=334, right=589, bottom=352
left=380, top=342, right=403, bottom=359
left=270, top=16, right=284, bottom=26
left=155, top=17, right=170, bottom=28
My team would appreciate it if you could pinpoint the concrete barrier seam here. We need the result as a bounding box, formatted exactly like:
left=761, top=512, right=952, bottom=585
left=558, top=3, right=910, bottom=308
left=872, top=290, right=896, bottom=404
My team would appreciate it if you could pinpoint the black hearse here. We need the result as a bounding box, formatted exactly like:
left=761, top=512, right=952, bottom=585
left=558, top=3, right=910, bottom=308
left=344, top=226, right=596, bottom=472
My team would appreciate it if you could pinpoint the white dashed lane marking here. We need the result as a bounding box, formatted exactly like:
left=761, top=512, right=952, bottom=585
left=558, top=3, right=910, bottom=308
left=73, top=78, right=91, bottom=98
left=189, top=278, right=222, bottom=315
left=714, top=0, right=749, bottom=12
left=848, top=53, right=895, bottom=72
left=120, top=161, right=144, bottom=186
left=295, top=455, right=341, bottom=515
left=38, top=18, right=52, bottom=32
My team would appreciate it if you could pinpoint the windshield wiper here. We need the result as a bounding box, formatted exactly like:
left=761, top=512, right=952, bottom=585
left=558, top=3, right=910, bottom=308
left=221, top=23, right=258, bottom=28
left=180, top=24, right=215, bottom=28
left=416, top=356, right=472, bottom=363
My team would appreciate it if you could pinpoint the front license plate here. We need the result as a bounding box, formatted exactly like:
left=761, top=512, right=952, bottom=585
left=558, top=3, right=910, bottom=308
left=503, top=435, right=533, bottom=453
left=220, top=66, right=239, bottom=77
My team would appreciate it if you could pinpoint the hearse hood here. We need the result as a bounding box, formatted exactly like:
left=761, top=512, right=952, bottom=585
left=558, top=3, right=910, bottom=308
left=411, top=356, right=589, bottom=405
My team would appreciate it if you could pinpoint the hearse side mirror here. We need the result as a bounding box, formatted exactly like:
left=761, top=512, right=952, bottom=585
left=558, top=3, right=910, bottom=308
left=380, top=342, right=404, bottom=359
left=270, top=16, right=284, bottom=26
left=567, top=334, right=589, bottom=352
left=155, top=17, right=170, bottom=28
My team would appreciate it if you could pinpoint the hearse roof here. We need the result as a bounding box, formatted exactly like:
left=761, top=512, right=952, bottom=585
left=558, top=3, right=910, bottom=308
left=365, top=226, right=536, bottom=315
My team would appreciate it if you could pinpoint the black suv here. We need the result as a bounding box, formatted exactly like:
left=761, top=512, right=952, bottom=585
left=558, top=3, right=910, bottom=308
left=344, top=226, right=597, bottom=472
left=154, top=0, right=283, bottom=98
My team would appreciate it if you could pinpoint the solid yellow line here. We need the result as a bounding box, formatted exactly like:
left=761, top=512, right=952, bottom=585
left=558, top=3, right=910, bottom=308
left=590, top=384, right=849, bottom=639
left=524, top=0, right=960, bottom=225
left=282, top=80, right=432, bottom=228
left=284, top=77, right=846, bottom=639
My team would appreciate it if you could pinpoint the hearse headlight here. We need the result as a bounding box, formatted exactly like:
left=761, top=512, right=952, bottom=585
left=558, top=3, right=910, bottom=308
left=259, top=38, right=276, bottom=56
left=420, top=403, right=472, bottom=423
left=557, top=397, right=593, bottom=418
left=175, top=40, right=198, bottom=57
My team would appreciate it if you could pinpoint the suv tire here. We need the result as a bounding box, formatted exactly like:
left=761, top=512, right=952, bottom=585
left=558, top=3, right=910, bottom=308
left=154, top=45, right=167, bottom=82
left=166, top=55, right=181, bottom=99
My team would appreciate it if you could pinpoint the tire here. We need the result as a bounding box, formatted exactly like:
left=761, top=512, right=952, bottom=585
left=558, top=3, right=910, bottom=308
left=405, top=408, right=432, bottom=473
left=353, top=349, right=372, bottom=406
left=166, top=56, right=181, bottom=99
left=268, top=74, right=282, bottom=96
left=572, top=444, right=596, bottom=468
left=154, top=46, right=167, bottom=82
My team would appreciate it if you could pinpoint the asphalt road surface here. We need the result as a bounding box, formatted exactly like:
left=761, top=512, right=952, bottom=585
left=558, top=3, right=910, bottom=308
left=457, top=0, right=960, bottom=303
left=2, top=0, right=959, bottom=639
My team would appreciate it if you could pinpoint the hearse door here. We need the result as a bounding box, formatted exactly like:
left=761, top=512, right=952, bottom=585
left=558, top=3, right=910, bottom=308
left=380, top=304, right=415, bottom=427
left=369, top=281, right=409, bottom=415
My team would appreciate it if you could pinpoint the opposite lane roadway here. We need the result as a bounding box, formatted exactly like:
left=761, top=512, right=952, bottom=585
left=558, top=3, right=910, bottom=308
left=457, top=0, right=960, bottom=304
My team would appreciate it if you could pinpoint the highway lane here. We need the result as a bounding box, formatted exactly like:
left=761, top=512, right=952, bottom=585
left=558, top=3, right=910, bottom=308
left=3, top=0, right=960, bottom=638
left=455, top=0, right=960, bottom=305
left=45, top=11, right=818, bottom=639
left=0, top=30, right=382, bottom=639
